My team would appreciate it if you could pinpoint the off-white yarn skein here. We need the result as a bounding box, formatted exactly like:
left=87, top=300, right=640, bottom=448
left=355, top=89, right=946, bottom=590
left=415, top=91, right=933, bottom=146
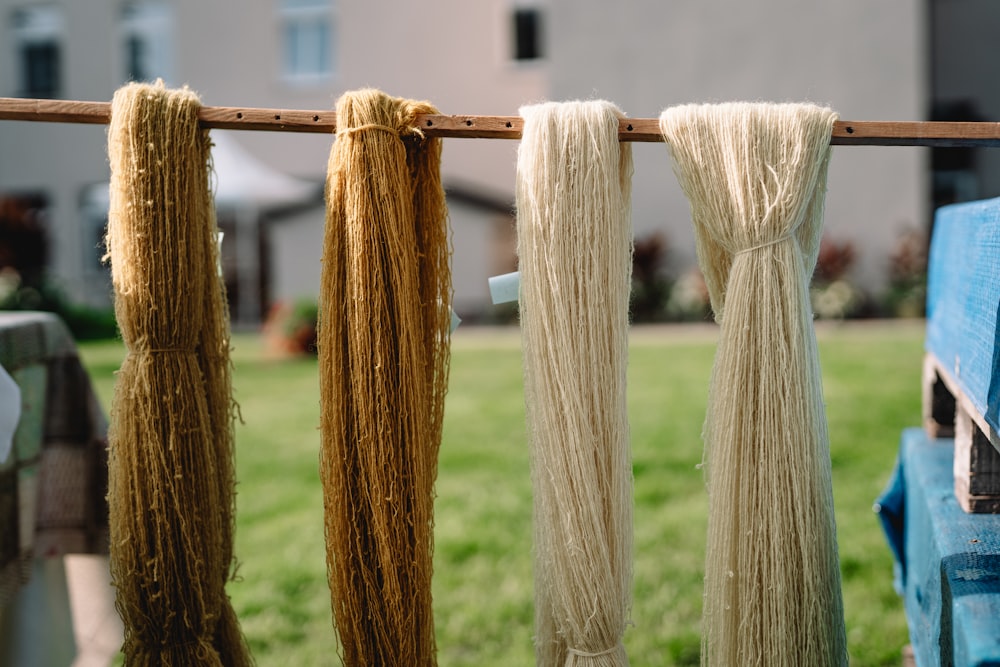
left=517, top=100, right=634, bottom=667
left=659, top=103, right=847, bottom=667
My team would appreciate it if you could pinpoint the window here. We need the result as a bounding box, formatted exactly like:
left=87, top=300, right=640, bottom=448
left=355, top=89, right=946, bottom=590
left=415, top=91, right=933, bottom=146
left=11, top=6, right=63, bottom=98
left=281, top=0, right=334, bottom=81
left=79, top=185, right=110, bottom=276
left=0, top=193, right=49, bottom=291
left=121, top=2, right=173, bottom=83
left=512, top=7, right=543, bottom=61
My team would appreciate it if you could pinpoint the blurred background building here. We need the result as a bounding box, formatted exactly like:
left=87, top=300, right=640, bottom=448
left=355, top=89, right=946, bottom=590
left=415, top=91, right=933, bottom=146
left=0, top=0, right=996, bottom=324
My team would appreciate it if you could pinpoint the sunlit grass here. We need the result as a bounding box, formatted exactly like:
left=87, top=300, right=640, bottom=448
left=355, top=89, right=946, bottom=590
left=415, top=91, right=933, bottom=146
left=78, top=320, right=923, bottom=666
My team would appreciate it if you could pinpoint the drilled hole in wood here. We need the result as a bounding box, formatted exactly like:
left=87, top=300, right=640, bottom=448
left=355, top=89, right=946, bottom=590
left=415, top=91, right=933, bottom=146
left=274, top=114, right=281, bottom=120
left=846, top=126, right=854, bottom=134
left=626, top=124, right=634, bottom=131
left=505, top=121, right=512, bottom=128
left=465, top=120, right=473, bottom=126
left=236, top=112, right=243, bottom=119
left=313, top=115, right=319, bottom=122
left=426, top=120, right=433, bottom=127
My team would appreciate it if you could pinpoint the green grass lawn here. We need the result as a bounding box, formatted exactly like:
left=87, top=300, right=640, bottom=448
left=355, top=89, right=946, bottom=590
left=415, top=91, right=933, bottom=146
left=78, top=320, right=923, bottom=666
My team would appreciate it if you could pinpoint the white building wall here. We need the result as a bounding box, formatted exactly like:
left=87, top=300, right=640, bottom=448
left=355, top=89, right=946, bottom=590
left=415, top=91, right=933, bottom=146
left=0, top=0, right=120, bottom=306
left=547, top=0, right=927, bottom=288
left=176, top=0, right=544, bottom=318
left=269, top=207, right=325, bottom=305
left=270, top=198, right=511, bottom=321
left=0, top=0, right=546, bottom=312
left=0, top=0, right=939, bottom=310
left=174, top=0, right=546, bottom=202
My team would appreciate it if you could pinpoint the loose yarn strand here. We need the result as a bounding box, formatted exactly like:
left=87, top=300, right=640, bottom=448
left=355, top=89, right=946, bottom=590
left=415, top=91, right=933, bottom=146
left=106, top=81, right=251, bottom=666
left=659, top=103, right=846, bottom=667
left=318, top=88, right=451, bottom=667
left=517, top=100, right=634, bottom=667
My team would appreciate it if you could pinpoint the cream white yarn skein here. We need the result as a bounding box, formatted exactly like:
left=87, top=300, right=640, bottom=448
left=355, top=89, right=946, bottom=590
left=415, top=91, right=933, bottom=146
left=517, top=100, right=634, bottom=667
left=660, top=102, right=847, bottom=667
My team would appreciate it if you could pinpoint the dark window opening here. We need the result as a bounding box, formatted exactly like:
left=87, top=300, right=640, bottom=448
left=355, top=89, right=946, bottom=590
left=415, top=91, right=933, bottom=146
left=21, top=42, right=60, bottom=98
left=126, top=35, right=148, bottom=82
left=931, top=100, right=982, bottom=208
left=513, top=8, right=542, bottom=61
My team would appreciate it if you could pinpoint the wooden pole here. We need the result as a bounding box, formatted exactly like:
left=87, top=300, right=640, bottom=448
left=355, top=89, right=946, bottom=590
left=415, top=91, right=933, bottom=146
left=2, top=97, right=1000, bottom=146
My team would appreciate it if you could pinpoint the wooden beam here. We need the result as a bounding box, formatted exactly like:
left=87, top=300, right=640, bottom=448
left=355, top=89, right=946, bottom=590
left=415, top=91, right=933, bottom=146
left=0, top=97, right=111, bottom=125
left=832, top=120, right=1000, bottom=148
left=2, top=97, right=1000, bottom=146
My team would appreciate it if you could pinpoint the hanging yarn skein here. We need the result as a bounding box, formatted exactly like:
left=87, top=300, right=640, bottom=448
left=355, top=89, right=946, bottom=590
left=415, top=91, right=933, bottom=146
left=106, top=81, right=252, bottom=666
left=659, top=103, right=847, bottom=666
left=318, top=88, right=451, bottom=666
left=517, top=100, right=634, bottom=667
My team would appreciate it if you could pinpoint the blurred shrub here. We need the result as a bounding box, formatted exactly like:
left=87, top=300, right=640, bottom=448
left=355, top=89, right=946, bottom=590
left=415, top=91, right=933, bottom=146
left=881, top=228, right=928, bottom=318
left=0, top=194, right=117, bottom=340
left=0, top=270, right=117, bottom=340
left=810, top=235, right=869, bottom=320
left=263, top=299, right=318, bottom=356
left=630, top=231, right=675, bottom=322
left=665, top=267, right=712, bottom=322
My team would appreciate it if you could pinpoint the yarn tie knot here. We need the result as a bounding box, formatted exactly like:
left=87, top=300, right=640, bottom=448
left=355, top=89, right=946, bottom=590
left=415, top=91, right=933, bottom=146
left=734, top=232, right=795, bottom=256
left=567, top=642, right=623, bottom=658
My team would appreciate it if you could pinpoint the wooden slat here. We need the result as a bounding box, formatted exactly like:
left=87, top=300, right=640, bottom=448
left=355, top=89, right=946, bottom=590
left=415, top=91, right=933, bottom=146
left=199, top=105, right=336, bottom=133
left=925, top=352, right=1000, bottom=513
left=4, top=97, right=1000, bottom=146
left=955, top=401, right=1000, bottom=513
left=833, top=120, right=1000, bottom=148
left=0, top=98, right=110, bottom=125
left=925, top=353, right=1000, bottom=453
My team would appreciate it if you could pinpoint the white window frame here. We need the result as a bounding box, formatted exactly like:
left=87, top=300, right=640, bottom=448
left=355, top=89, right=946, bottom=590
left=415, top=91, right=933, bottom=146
left=10, top=5, right=64, bottom=98
left=120, top=2, right=174, bottom=84
left=280, top=0, right=334, bottom=84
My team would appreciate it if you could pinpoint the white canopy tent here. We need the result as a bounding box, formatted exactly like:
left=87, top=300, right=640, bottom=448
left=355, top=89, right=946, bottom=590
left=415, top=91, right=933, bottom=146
left=84, top=131, right=321, bottom=323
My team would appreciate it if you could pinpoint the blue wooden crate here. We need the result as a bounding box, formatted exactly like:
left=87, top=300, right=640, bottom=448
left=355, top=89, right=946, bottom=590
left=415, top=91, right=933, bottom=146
left=926, top=196, right=1000, bottom=437
left=887, top=428, right=1000, bottom=666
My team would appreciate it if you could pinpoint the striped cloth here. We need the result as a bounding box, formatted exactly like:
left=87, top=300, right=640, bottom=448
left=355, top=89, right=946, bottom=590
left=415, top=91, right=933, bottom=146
left=0, top=311, right=108, bottom=607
